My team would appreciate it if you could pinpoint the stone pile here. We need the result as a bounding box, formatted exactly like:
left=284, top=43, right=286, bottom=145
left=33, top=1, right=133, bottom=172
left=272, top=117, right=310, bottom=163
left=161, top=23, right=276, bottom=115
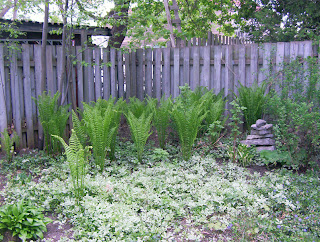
left=241, top=119, right=276, bottom=151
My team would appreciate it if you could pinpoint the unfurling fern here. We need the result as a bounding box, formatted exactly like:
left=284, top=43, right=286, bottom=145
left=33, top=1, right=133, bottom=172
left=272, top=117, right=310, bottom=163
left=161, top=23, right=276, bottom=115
left=172, top=102, right=207, bottom=161
left=0, top=129, right=19, bottom=163
left=126, top=111, right=153, bottom=163
left=52, top=130, right=89, bottom=200
left=83, top=102, right=117, bottom=171
left=236, top=81, right=267, bottom=130
left=148, top=96, right=172, bottom=149
left=33, top=91, right=70, bottom=153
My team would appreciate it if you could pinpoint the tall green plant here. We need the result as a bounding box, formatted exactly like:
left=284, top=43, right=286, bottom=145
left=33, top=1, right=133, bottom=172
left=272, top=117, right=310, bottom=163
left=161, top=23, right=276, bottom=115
left=86, top=98, right=125, bottom=160
left=229, top=100, right=246, bottom=163
left=172, top=102, right=207, bottom=161
left=82, top=102, right=116, bottom=171
left=52, top=130, right=89, bottom=200
left=126, top=111, right=153, bottom=163
left=236, top=81, right=267, bottom=130
left=148, top=96, right=173, bottom=149
left=0, top=129, right=19, bottom=163
left=33, top=91, right=70, bottom=153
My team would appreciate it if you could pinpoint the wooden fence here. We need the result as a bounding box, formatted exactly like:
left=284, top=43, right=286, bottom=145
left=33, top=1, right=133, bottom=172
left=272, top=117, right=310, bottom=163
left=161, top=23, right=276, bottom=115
left=0, top=40, right=318, bottom=149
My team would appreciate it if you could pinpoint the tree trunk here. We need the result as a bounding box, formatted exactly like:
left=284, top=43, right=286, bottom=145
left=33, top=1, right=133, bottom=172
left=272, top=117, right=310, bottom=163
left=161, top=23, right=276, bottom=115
left=58, top=0, right=68, bottom=105
left=108, top=0, right=130, bottom=49
left=40, top=0, right=49, bottom=94
left=39, top=0, right=49, bottom=150
left=0, top=45, right=7, bottom=134
left=0, top=0, right=13, bottom=18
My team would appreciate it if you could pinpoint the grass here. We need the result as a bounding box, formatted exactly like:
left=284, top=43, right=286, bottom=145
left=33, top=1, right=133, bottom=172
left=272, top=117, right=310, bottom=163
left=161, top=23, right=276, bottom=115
left=0, top=142, right=319, bottom=241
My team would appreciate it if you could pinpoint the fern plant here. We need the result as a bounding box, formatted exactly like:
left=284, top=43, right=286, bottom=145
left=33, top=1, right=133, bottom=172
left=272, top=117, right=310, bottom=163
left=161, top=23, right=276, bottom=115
left=126, top=111, right=153, bottom=163
left=126, top=97, right=154, bottom=118
left=72, top=110, right=88, bottom=148
left=33, top=91, right=70, bottom=153
left=0, top=129, right=19, bottom=163
left=172, top=102, right=207, bottom=161
left=83, top=102, right=116, bottom=171
left=52, top=130, right=89, bottom=200
left=236, top=81, right=267, bottom=130
left=148, top=96, right=172, bottom=149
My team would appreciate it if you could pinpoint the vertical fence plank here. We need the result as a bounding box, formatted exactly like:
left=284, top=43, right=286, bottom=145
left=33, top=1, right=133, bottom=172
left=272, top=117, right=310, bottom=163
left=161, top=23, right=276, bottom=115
left=87, top=48, right=95, bottom=102
left=46, top=45, right=54, bottom=95
left=130, top=51, right=137, bottom=98
left=117, top=50, right=124, bottom=99
left=56, top=46, right=66, bottom=100
left=154, top=48, right=162, bottom=99
left=76, top=46, right=84, bottom=108
left=22, top=44, right=34, bottom=148
left=124, top=52, right=130, bottom=101
left=290, top=41, right=299, bottom=60
left=275, top=42, right=285, bottom=93
left=145, top=48, right=152, bottom=97
left=250, top=43, right=258, bottom=86
left=214, top=45, right=221, bottom=94
left=136, top=49, right=144, bottom=100
left=0, top=44, right=7, bottom=134
left=192, top=46, right=200, bottom=90
left=110, top=48, right=117, bottom=99
left=303, top=41, right=313, bottom=92
left=183, top=47, right=190, bottom=86
left=202, top=46, right=210, bottom=88
left=163, top=48, right=170, bottom=98
left=103, top=47, right=111, bottom=100
left=173, top=48, right=180, bottom=98
left=262, top=43, right=271, bottom=84
left=239, top=44, right=246, bottom=87
left=224, top=45, right=233, bottom=100
left=34, top=45, right=43, bottom=147
left=94, top=47, right=102, bottom=100
left=10, top=48, right=22, bottom=147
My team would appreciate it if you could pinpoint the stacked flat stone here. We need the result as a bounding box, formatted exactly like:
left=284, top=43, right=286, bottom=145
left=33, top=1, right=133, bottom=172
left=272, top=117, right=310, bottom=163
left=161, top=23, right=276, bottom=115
left=241, top=119, right=276, bottom=151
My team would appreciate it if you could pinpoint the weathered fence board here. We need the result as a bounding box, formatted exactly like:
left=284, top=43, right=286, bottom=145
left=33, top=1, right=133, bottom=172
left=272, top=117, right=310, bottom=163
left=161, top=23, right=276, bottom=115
left=0, top=40, right=318, bottom=149
left=22, top=44, right=34, bottom=148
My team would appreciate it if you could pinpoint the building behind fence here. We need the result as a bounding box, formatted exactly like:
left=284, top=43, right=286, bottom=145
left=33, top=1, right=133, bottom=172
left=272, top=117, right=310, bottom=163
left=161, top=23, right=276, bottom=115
left=0, top=40, right=318, bottom=149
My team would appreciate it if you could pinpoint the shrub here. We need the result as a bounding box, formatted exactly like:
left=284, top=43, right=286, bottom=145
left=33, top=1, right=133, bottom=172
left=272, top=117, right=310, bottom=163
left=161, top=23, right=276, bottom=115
left=0, top=128, right=19, bottom=163
left=33, top=91, right=70, bottom=154
left=0, top=200, right=52, bottom=241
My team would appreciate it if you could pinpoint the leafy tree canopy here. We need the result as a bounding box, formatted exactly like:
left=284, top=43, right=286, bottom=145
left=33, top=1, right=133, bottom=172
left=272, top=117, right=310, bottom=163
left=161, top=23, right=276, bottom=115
left=0, top=0, right=238, bottom=48
left=235, top=0, right=320, bottom=42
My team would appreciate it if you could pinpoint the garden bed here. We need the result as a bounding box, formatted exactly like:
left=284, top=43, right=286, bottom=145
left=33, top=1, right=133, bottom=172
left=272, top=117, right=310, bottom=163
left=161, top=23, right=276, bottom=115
left=1, top=142, right=319, bottom=241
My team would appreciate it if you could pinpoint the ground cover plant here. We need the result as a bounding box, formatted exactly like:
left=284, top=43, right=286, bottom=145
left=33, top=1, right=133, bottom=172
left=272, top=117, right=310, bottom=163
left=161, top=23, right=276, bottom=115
left=0, top=147, right=319, bottom=241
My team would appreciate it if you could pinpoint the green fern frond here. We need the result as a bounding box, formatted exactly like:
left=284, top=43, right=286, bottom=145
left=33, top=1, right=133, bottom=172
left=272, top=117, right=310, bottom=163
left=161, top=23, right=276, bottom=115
left=52, top=130, right=88, bottom=200
left=236, top=81, right=267, bottom=130
left=126, top=110, right=153, bottom=163
left=148, top=95, right=172, bottom=149
left=33, top=91, right=70, bottom=153
left=83, top=101, right=116, bottom=171
left=172, top=101, right=206, bottom=161
left=0, top=129, right=19, bottom=163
